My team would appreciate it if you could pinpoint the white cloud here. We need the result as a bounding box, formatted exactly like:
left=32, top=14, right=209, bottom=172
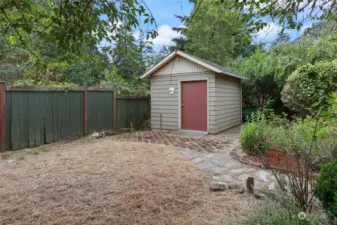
left=149, top=25, right=181, bottom=46
left=253, top=22, right=283, bottom=43
left=98, top=24, right=181, bottom=51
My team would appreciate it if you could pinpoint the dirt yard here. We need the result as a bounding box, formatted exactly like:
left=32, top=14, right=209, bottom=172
left=0, top=136, right=260, bottom=225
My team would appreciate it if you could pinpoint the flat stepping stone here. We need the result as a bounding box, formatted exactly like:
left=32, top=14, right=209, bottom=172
left=254, top=180, right=268, bottom=190
left=211, top=155, right=229, bottom=165
left=268, top=182, right=278, bottom=190
left=197, top=161, right=215, bottom=170
left=224, top=161, right=242, bottom=169
left=237, top=174, right=250, bottom=181
left=179, top=151, right=204, bottom=159
left=229, top=168, right=252, bottom=175
left=255, top=170, right=270, bottom=182
left=210, top=166, right=228, bottom=174
left=192, top=157, right=204, bottom=164
left=205, top=153, right=215, bottom=158
left=179, top=151, right=194, bottom=159
left=213, top=174, right=234, bottom=183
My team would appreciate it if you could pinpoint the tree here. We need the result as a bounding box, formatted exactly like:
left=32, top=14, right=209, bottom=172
left=235, top=0, right=337, bottom=30
left=0, top=0, right=157, bottom=54
left=110, top=29, right=153, bottom=79
left=154, top=46, right=170, bottom=64
left=182, top=0, right=254, bottom=66
left=303, top=20, right=337, bottom=39
left=272, top=32, right=291, bottom=47
left=169, top=37, right=187, bottom=52
left=230, top=20, right=337, bottom=112
left=0, top=35, right=29, bottom=82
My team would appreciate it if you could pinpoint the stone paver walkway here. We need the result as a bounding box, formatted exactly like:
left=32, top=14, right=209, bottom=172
left=178, top=149, right=276, bottom=190
left=112, top=129, right=277, bottom=190
left=113, top=131, right=229, bottom=153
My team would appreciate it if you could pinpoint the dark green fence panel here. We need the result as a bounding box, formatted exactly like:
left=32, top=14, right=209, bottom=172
left=10, top=92, right=29, bottom=150
left=87, top=91, right=114, bottom=132
left=5, top=92, right=12, bottom=151
left=116, top=98, right=150, bottom=130
left=7, top=91, right=84, bottom=150
left=52, top=92, right=84, bottom=141
left=2, top=87, right=150, bottom=151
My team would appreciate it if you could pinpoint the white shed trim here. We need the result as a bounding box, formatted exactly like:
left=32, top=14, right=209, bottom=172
left=140, top=50, right=247, bottom=80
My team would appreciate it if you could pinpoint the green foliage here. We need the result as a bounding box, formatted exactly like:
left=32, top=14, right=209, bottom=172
left=65, top=63, right=102, bottom=86
left=0, top=0, right=157, bottom=54
left=315, top=162, right=337, bottom=220
left=0, top=36, right=29, bottom=82
left=247, top=192, right=329, bottom=225
left=100, top=68, right=149, bottom=96
left=235, top=0, right=336, bottom=31
left=268, top=116, right=336, bottom=161
left=11, top=79, right=79, bottom=88
left=182, top=0, right=255, bottom=66
left=241, top=104, right=337, bottom=164
left=282, top=60, right=337, bottom=115
left=242, top=107, right=260, bottom=122
left=231, top=22, right=337, bottom=111
left=240, top=111, right=271, bottom=155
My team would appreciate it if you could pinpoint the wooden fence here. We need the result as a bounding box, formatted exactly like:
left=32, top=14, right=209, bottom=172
left=0, top=82, right=150, bottom=152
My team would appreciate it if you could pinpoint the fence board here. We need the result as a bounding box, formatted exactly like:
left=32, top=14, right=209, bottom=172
left=44, top=93, right=54, bottom=144
left=5, top=91, right=85, bottom=150
left=1, top=85, right=150, bottom=151
left=116, top=98, right=150, bottom=130
left=5, top=92, right=12, bottom=150
left=87, top=91, right=114, bottom=132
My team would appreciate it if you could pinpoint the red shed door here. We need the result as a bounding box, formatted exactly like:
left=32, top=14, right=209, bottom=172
left=181, top=80, right=207, bottom=131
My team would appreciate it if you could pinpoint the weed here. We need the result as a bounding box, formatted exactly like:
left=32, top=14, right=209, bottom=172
left=39, top=147, right=50, bottom=152
left=16, top=155, right=25, bottom=161
left=1, top=153, right=10, bottom=160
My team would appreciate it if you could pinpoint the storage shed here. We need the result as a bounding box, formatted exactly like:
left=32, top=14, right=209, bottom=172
left=140, top=50, right=246, bottom=134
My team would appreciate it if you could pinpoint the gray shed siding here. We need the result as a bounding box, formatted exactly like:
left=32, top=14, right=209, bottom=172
left=151, top=72, right=216, bottom=132
left=151, top=56, right=217, bottom=133
left=212, top=74, right=242, bottom=133
left=150, top=56, right=241, bottom=134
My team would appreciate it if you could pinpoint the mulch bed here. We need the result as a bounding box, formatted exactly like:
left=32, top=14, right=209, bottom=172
left=247, top=148, right=320, bottom=175
left=248, top=149, right=299, bottom=170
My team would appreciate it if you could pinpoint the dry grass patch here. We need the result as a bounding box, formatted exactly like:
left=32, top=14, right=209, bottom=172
left=0, top=137, right=259, bottom=225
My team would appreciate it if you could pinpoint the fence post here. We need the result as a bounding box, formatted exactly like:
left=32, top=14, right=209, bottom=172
left=113, top=91, right=117, bottom=131
left=83, top=87, right=88, bottom=135
left=0, top=81, right=6, bottom=152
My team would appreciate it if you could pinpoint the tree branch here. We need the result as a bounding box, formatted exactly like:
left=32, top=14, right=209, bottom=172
left=1, top=9, right=35, bottom=55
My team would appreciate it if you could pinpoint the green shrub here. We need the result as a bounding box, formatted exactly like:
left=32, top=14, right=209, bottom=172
left=240, top=122, right=270, bottom=155
left=242, top=107, right=260, bottom=122
left=246, top=192, right=329, bottom=225
left=315, top=162, right=337, bottom=220
left=281, top=60, right=337, bottom=115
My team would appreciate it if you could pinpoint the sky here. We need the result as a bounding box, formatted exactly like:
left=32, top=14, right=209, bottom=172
left=139, top=0, right=193, bottom=47
left=142, top=0, right=315, bottom=49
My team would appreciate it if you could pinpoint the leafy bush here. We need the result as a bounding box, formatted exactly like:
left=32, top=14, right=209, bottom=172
left=242, top=107, right=260, bottom=122
left=11, top=79, right=79, bottom=88
left=100, top=68, right=149, bottom=96
left=315, top=162, right=337, bottom=220
left=246, top=191, right=329, bottom=225
left=269, top=117, right=332, bottom=152
left=281, top=60, right=337, bottom=115
left=240, top=111, right=271, bottom=155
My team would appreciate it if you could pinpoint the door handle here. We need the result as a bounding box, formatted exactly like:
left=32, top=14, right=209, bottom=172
left=181, top=104, right=184, bottom=107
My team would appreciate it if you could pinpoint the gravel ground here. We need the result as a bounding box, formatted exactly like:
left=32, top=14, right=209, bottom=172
left=0, top=136, right=261, bottom=225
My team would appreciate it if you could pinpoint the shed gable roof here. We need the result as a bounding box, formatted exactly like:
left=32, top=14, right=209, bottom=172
left=140, top=50, right=246, bottom=80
